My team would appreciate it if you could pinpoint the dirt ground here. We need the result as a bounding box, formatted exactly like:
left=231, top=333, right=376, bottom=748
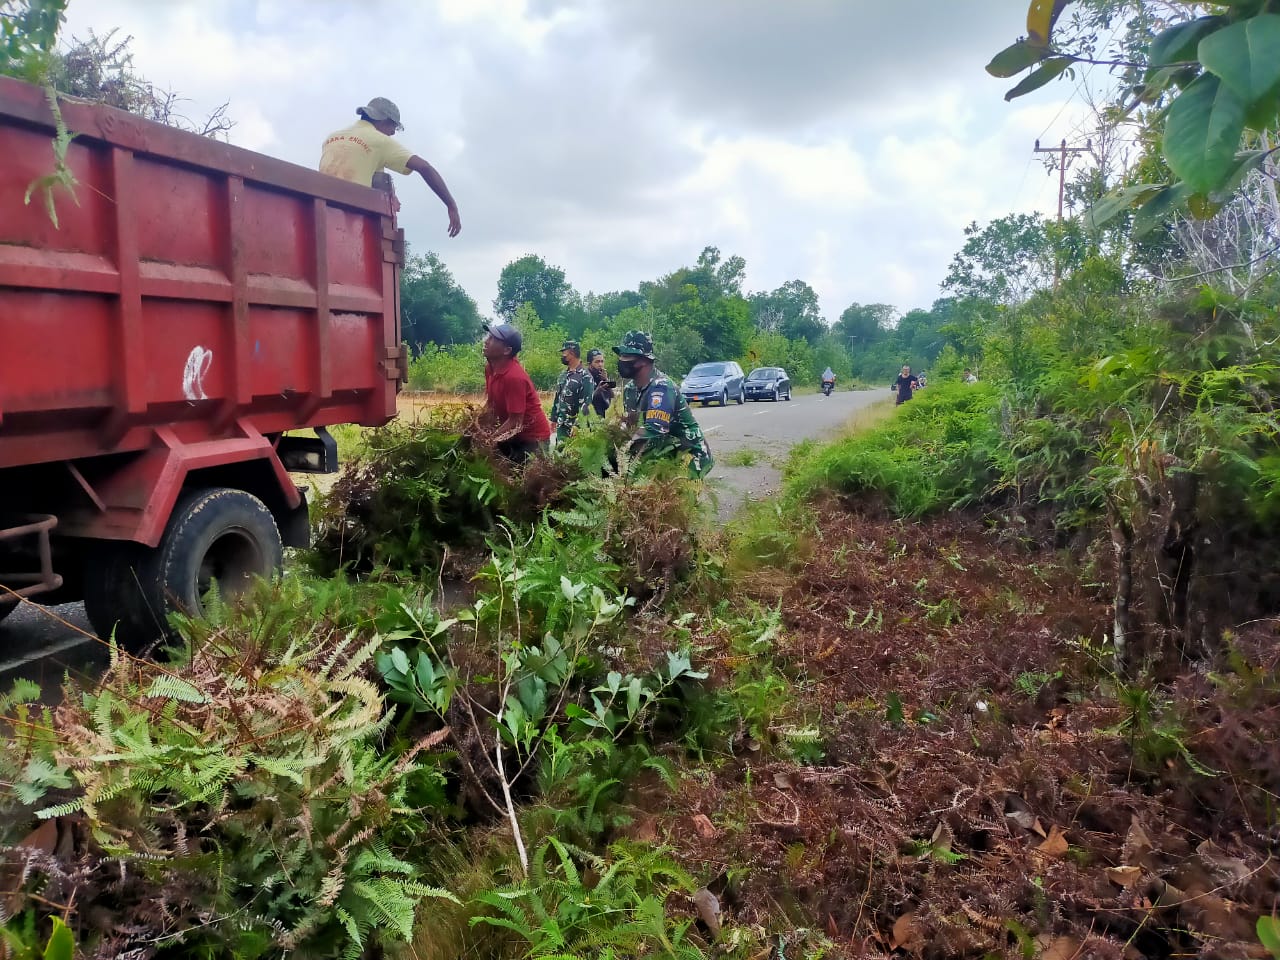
left=636, top=505, right=1280, bottom=959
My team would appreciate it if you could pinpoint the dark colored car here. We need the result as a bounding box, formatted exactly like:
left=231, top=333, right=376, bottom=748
left=744, top=366, right=792, bottom=401
left=681, top=361, right=745, bottom=406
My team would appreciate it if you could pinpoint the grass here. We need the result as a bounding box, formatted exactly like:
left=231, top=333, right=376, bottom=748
left=782, top=383, right=1002, bottom=516
left=723, top=447, right=764, bottom=468
left=840, top=396, right=896, bottom=433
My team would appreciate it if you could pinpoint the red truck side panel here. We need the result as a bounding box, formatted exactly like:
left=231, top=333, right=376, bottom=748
left=0, top=77, right=404, bottom=483
left=56, top=420, right=297, bottom=547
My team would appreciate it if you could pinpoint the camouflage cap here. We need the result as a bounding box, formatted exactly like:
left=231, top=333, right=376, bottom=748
left=358, top=97, right=404, bottom=131
left=611, top=330, right=656, bottom=360
left=561, top=339, right=580, bottom=355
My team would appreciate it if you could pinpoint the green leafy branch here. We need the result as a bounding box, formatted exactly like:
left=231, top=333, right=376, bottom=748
left=1, top=0, right=68, bottom=81
left=989, top=0, right=1280, bottom=232
left=22, top=86, right=80, bottom=228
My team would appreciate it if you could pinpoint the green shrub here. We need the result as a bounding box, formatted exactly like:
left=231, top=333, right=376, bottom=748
left=408, top=321, right=573, bottom=392
left=470, top=838, right=707, bottom=960
left=784, top=383, right=1004, bottom=515
left=0, top=587, right=457, bottom=959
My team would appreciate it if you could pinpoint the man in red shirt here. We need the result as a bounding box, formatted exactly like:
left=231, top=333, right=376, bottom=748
left=479, top=321, right=552, bottom=462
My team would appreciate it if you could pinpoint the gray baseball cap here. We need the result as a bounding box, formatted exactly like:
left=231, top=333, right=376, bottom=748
left=482, top=321, right=523, bottom=354
left=358, top=97, right=403, bottom=131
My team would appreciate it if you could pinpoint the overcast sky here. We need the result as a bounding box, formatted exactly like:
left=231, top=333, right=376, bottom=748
left=63, top=0, right=1097, bottom=322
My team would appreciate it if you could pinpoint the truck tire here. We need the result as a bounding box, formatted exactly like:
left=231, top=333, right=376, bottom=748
left=84, top=488, right=284, bottom=650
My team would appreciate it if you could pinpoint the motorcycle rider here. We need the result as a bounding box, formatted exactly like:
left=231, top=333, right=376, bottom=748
left=821, top=366, right=836, bottom=395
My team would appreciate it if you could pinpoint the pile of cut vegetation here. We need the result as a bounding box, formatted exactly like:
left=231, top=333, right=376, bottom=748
left=309, top=416, right=706, bottom=602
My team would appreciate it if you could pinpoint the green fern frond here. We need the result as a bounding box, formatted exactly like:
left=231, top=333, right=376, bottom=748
left=317, top=628, right=360, bottom=680
left=254, top=753, right=323, bottom=785
left=144, top=674, right=210, bottom=703
left=0, top=677, right=43, bottom=713
left=349, top=877, right=418, bottom=940
left=640, top=753, right=680, bottom=792
left=401, top=882, right=461, bottom=905
left=334, top=634, right=386, bottom=681
left=23, top=87, right=80, bottom=229
left=36, top=797, right=85, bottom=819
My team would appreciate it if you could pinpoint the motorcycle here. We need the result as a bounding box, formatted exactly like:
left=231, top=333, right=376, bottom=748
left=821, top=380, right=835, bottom=397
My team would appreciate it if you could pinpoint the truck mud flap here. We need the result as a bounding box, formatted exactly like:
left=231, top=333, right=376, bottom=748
left=279, top=489, right=310, bottom=549
left=277, top=427, right=338, bottom=474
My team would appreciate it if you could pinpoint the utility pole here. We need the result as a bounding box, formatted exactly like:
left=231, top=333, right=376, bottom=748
left=1034, top=138, right=1091, bottom=221
left=1034, top=138, right=1091, bottom=288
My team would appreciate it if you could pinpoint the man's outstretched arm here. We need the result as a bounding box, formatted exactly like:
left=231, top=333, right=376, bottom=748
left=407, top=155, right=461, bottom=237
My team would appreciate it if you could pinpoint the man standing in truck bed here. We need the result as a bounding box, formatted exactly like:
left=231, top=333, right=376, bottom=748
left=320, top=97, right=461, bottom=237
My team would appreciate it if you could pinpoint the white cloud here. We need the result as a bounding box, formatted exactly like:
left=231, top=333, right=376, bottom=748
left=58, top=0, right=1097, bottom=322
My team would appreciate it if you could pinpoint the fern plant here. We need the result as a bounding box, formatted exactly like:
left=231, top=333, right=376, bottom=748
left=23, top=87, right=79, bottom=227
left=2, top=582, right=458, bottom=959
left=470, top=838, right=707, bottom=959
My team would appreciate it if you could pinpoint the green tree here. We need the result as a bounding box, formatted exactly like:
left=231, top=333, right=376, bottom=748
left=589, top=289, right=644, bottom=318
left=990, top=0, right=1280, bottom=229
left=834, top=302, right=895, bottom=347
left=653, top=321, right=706, bottom=378
left=1, top=0, right=67, bottom=80
left=942, top=213, right=1078, bottom=304
left=639, top=247, right=752, bottom=361
left=494, top=254, right=575, bottom=325
left=931, top=296, right=987, bottom=358
left=400, top=251, right=480, bottom=351
left=749, top=279, right=826, bottom=344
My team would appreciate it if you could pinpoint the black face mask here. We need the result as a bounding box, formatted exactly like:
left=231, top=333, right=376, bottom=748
left=560, top=355, right=570, bottom=366
left=616, top=358, right=640, bottom=379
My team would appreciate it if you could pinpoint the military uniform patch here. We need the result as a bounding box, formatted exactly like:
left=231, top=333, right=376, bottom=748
left=621, top=367, right=714, bottom=478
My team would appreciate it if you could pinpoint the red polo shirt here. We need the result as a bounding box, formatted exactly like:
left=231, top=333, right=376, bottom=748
left=484, top=358, right=552, bottom=442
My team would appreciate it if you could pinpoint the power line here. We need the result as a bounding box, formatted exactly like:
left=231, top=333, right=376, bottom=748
left=1034, top=138, right=1092, bottom=289
left=1034, top=138, right=1092, bottom=221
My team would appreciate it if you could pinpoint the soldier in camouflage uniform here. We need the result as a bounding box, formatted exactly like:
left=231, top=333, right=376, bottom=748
left=549, top=339, right=593, bottom=443
left=612, top=330, right=714, bottom=478
left=585, top=348, right=615, bottom=417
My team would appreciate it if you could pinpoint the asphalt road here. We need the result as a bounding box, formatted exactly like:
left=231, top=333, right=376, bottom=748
left=0, top=387, right=889, bottom=684
left=698, top=386, right=888, bottom=519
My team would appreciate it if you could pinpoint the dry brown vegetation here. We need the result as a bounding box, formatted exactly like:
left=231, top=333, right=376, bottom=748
left=632, top=505, right=1280, bottom=959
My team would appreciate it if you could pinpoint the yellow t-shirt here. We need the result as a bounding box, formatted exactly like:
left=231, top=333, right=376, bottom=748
left=319, top=119, right=414, bottom=186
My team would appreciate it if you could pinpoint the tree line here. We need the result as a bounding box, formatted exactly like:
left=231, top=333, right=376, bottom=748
left=404, top=244, right=968, bottom=391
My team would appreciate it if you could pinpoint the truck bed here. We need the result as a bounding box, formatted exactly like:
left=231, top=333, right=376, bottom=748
left=0, top=75, right=404, bottom=471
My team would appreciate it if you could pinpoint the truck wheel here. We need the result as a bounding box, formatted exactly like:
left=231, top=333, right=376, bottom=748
left=84, top=488, right=284, bottom=650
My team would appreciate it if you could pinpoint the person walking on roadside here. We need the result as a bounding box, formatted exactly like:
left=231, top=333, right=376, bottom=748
left=613, top=330, right=713, bottom=478
left=320, top=97, right=461, bottom=237
left=894, top=364, right=919, bottom=405
left=549, top=340, right=593, bottom=444
left=477, top=321, right=551, bottom=462
left=585, top=348, right=615, bottom=417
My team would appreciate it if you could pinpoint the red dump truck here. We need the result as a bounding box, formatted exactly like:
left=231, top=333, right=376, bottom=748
left=0, top=75, right=405, bottom=645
